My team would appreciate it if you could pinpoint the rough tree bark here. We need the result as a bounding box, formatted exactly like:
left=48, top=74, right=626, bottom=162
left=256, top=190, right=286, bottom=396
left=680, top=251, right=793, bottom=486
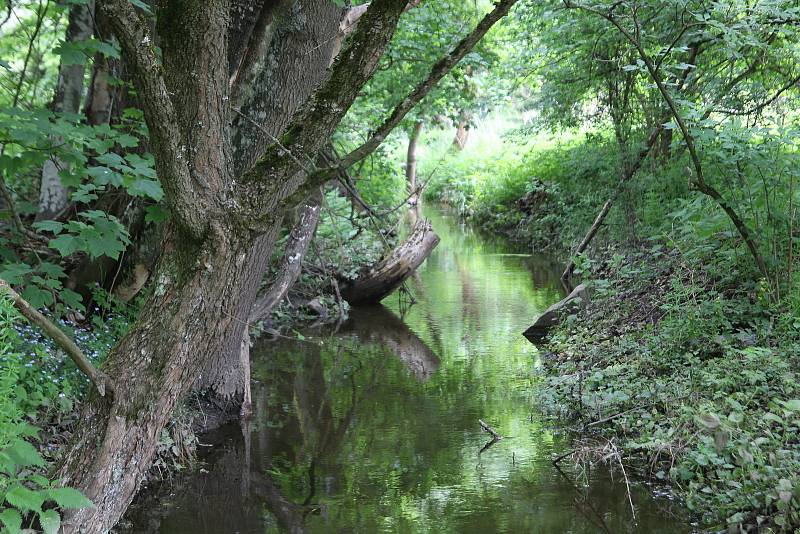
left=36, top=0, right=95, bottom=221
left=54, top=1, right=518, bottom=530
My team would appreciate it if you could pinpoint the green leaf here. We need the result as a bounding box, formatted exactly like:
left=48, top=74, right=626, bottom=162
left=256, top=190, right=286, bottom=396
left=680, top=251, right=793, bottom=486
left=40, top=509, right=61, bottom=534
left=27, top=474, right=51, bottom=488
left=129, top=0, right=153, bottom=14
left=36, top=262, right=67, bottom=279
left=21, top=285, right=54, bottom=309
left=4, top=439, right=45, bottom=468
left=46, top=487, right=94, bottom=510
left=127, top=178, right=163, bottom=200
left=32, top=220, right=64, bottom=234
left=48, top=234, right=82, bottom=257
left=59, top=288, right=85, bottom=311
left=145, top=204, right=169, bottom=223
left=6, top=485, right=45, bottom=513
left=0, top=508, right=22, bottom=533
left=0, top=263, right=32, bottom=286
left=782, top=399, right=800, bottom=412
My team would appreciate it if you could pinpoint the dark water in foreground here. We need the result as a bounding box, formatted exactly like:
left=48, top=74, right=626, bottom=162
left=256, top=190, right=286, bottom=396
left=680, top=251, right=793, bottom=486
left=125, top=208, right=690, bottom=533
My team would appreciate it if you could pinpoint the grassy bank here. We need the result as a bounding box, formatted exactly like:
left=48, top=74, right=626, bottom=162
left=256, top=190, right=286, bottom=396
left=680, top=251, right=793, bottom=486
left=419, top=117, right=800, bottom=531
left=541, top=246, right=800, bottom=532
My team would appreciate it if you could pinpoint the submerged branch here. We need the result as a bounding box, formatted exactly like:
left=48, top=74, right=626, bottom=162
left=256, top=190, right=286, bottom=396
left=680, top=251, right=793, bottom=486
left=479, top=419, right=503, bottom=441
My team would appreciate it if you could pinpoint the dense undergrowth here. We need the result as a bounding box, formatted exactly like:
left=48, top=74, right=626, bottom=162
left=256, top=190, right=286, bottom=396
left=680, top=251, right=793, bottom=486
left=420, top=116, right=800, bottom=530
left=542, top=246, right=800, bottom=532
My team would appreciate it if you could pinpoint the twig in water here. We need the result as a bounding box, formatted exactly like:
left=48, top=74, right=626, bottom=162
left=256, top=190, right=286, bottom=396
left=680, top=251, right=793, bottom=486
left=479, top=419, right=503, bottom=441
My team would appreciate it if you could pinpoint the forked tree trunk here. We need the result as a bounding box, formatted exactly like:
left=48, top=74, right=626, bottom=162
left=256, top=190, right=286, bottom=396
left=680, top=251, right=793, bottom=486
left=36, top=0, right=94, bottom=221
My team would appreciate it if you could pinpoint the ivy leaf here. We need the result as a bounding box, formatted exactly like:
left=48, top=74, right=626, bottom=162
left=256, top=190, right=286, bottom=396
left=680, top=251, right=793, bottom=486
left=6, top=485, right=45, bottom=513
left=46, top=487, right=94, bottom=510
left=40, top=509, right=61, bottom=534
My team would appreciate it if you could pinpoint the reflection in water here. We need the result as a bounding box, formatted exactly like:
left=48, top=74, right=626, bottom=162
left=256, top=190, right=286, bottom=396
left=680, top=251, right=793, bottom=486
left=125, top=208, right=689, bottom=533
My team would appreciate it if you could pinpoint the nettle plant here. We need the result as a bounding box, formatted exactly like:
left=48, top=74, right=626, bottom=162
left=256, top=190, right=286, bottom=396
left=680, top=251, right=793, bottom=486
left=0, top=106, right=161, bottom=314
left=0, top=297, right=92, bottom=533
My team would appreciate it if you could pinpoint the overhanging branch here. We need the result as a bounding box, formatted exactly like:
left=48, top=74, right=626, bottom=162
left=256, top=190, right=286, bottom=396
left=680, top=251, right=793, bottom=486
left=338, top=0, right=519, bottom=170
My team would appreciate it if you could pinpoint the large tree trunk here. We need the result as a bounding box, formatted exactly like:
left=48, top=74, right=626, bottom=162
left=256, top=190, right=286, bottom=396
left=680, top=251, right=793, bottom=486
left=57, top=225, right=259, bottom=533
left=36, top=1, right=94, bottom=221
left=197, top=1, right=345, bottom=402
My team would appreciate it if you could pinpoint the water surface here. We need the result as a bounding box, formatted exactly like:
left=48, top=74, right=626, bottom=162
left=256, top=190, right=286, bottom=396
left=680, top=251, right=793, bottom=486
left=127, top=208, right=689, bottom=533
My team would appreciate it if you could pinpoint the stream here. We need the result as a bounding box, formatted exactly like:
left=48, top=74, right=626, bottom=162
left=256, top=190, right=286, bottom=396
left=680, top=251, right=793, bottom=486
left=125, top=208, right=690, bottom=533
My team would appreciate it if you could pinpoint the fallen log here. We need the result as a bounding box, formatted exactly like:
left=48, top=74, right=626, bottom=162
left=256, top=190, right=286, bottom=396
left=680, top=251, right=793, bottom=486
left=522, top=283, right=588, bottom=342
left=340, top=218, right=439, bottom=305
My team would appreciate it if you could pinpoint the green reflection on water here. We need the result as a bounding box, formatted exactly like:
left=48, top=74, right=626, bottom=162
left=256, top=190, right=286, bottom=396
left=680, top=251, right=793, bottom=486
left=138, top=208, right=689, bottom=534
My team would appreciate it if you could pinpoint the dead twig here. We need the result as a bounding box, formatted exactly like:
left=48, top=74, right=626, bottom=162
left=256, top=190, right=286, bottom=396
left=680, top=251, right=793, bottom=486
left=478, top=419, right=503, bottom=441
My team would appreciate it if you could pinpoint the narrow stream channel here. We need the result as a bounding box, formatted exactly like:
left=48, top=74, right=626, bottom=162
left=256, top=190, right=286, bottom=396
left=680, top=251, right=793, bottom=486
left=125, top=208, right=690, bottom=533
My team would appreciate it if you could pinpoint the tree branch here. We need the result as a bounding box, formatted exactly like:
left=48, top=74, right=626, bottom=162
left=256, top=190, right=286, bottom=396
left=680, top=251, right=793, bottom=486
left=0, top=279, right=114, bottom=397
left=98, top=0, right=205, bottom=239
left=239, top=0, right=409, bottom=218
left=337, top=0, right=519, bottom=170
left=564, top=0, right=770, bottom=279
